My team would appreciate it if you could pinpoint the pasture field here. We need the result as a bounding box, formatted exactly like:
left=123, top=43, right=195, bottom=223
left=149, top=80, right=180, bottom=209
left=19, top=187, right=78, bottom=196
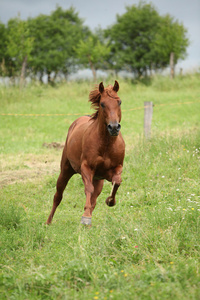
left=0, top=74, right=200, bottom=299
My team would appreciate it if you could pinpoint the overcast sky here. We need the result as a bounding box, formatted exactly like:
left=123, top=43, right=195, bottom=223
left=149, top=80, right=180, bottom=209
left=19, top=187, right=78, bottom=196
left=0, top=0, right=199, bottom=71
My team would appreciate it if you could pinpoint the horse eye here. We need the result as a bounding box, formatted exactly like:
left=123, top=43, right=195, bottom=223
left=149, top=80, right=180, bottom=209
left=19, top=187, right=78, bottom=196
left=118, top=100, right=122, bottom=106
left=101, top=103, right=105, bottom=108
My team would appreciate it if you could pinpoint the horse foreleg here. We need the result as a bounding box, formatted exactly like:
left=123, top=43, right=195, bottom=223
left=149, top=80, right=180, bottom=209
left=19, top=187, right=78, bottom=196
left=46, top=163, right=74, bottom=225
left=90, top=179, right=104, bottom=214
left=81, top=162, right=94, bottom=225
left=106, top=165, right=123, bottom=207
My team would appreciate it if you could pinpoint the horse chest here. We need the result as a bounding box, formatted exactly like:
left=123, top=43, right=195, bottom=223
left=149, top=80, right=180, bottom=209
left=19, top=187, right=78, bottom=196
left=96, top=156, right=112, bottom=170
left=92, top=155, right=120, bottom=181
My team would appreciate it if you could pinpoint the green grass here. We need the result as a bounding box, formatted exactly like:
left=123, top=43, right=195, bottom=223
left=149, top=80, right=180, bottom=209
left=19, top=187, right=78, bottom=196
left=0, top=74, right=200, bottom=299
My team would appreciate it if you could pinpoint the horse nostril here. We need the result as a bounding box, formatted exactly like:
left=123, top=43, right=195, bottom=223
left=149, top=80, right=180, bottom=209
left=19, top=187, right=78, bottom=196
left=107, top=123, right=121, bottom=132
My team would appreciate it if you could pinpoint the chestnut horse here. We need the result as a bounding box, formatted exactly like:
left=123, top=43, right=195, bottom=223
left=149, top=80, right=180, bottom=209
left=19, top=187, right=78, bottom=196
left=46, top=81, right=125, bottom=225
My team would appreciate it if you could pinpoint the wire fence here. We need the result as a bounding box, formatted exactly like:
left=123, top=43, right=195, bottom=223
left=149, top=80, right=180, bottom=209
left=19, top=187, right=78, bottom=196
left=0, top=101, right=200, bottom=117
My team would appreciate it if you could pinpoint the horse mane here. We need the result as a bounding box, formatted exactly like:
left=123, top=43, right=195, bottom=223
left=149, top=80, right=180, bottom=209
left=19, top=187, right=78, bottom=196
left=89, top=85, right=115, bottom=120
left=89, top=85, right=101, bottom=119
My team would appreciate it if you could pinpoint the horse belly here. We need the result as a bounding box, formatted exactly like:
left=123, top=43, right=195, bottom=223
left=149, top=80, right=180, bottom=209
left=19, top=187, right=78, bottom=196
left=65, top=117, right=90, bottom=173
left=66, top=137, right=82, bottom=173
left=69, top=160, right=81, bottom=173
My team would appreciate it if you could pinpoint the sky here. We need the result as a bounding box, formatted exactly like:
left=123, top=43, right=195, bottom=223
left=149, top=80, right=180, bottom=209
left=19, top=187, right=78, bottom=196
left=0, top=0, right=199, bottom=72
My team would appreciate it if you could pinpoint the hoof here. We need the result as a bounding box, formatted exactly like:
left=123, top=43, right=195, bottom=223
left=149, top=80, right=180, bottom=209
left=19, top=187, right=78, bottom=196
left=81, top=216, right=92, bottom=225
left=106, top=196, right=116, bottom=207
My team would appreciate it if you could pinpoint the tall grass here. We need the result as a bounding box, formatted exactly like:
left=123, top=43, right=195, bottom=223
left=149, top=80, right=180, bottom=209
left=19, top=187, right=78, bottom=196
left=0, top=74, right=200, bottom=299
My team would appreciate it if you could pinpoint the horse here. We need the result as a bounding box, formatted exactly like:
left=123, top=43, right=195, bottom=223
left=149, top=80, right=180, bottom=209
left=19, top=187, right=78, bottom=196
left=46, top=80, right=125, bottom=225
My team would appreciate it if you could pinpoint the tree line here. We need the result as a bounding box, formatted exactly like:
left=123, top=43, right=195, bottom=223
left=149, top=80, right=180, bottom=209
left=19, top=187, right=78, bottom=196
left=0, top=2, right=189, bottom=85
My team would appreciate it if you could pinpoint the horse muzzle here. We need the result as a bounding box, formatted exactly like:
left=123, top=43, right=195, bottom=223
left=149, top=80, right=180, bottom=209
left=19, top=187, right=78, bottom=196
left=107, top=122, right=121, bottom=136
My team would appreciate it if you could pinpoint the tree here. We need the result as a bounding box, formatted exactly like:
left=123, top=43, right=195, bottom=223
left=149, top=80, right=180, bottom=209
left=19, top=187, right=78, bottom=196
left=28, top=6, right=89, bottom=83
left=75, top=31, right=111, bottom=81
left=0, top=22, right=8, bottom=76
left=106, top=2, right=160, bottom=77
left=106, top=2, right=189, bottom=77
left=6, top=17, right=34, bottom=87
left=153, top=14, right=189, bottom=77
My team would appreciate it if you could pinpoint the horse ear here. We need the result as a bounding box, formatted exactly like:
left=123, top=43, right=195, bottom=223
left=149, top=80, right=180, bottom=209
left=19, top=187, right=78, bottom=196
left=99, top=82, right=104, bottom=94
left=113, top=80, right=119, bottom=92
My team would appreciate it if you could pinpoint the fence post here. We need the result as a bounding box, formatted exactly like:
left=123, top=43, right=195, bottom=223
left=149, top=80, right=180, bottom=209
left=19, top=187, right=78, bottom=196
left=170, top=52, right=175, bottom=79
left=144, top=102, right=153, bottom=139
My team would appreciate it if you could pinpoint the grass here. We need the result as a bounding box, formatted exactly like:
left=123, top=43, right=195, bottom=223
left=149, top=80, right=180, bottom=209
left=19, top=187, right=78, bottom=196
left=0, top=74, right=200, bottom=299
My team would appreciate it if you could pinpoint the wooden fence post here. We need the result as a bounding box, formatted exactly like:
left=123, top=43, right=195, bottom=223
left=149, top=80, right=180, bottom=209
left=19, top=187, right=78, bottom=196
left=144, top=102, right=153, bottom=139
left=170, top=52, right=175, bottom=79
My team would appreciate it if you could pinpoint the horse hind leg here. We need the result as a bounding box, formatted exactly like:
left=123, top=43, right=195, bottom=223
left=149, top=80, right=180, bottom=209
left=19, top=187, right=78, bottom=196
left=46, top=161, right=75, bottom=225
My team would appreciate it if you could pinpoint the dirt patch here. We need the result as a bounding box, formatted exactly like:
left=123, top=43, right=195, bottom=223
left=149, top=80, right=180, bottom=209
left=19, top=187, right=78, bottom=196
left=0, top=152, right=62, bottom=187
left=43, top=142, right=65, bottom=149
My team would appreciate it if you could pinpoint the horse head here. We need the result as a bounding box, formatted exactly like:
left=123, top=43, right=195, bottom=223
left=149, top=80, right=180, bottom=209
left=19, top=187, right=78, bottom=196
left=98, top=80, right=122, bottom=136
